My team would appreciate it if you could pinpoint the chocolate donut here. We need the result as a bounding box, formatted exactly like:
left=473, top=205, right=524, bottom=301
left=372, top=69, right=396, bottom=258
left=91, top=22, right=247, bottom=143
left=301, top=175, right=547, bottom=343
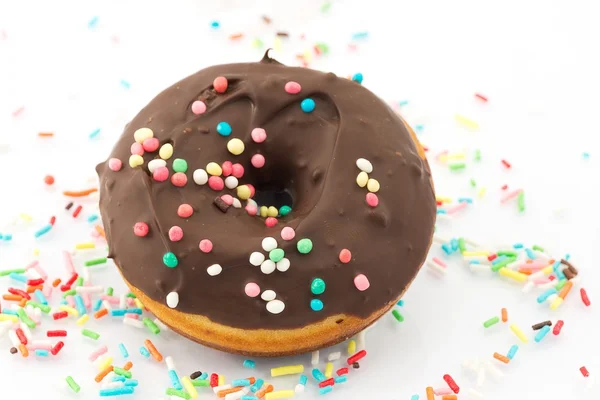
left=96, top=52, right=436, bottom=356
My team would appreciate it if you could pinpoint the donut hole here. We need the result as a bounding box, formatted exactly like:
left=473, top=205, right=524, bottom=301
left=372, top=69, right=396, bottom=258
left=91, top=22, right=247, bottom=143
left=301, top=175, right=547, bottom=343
left=252, top=183, right=295, bottom=210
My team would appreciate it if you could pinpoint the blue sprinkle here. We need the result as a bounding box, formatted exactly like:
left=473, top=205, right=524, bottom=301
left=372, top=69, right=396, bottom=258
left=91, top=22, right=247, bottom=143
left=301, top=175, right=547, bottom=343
left=3, top=233, right=12, bottom=241
left=112, top=376, right=126, bottom=382
left=525, top=248, right=536, bottom=260
left=60, top=299, right=68, bottom=305
left=9, top=273, right=28, bottom=283
left=537, top=288, right=557, bottom=303
left=299, top=375, right=307, bottom=386
left=243, top=359, right=256, bottom=369
left=458, top=197, right=473, bottom=203
left=111, top=308, right=142, bottom=316
left=565, top=254, right=571, bottom=261
left=34, top=224, right=52, bottom=238
left=88, top=16, right=99, bottom=29
left=93, top=299, right=103, bottom=312
left=312, top=368, right=326, bottom=382
left=199, top=372, right=208, bottom=380
left=99, top=387, right=134, bottom=397
left=88, top=214, right=99, bottom=223
left=0, top=233, right=3, bottom=240
left=334, top=376, right=347, bottom=384
left=583, top=152, right=590, bottom=159
left=89, top=128, right=101, bottom=139
left=74, top=295, right=86, bottom=316
left=469, top=260, right=480, bottom=265
left=120, top=79, right=131, bottom=89
left=399, top=100, right=409, bottom=107
left=139, top=346, right=150, bottom=358
left=310, top=299, right=324, bottom=311
left=2, top=309, right=18, bottom=316
left=450, top=238, right=459, bottom=251
left=250, top=378, right=264, bottom=393
left=319, top=386, right=333, bottom=395
left=124, top=379, right=138, bottom=387
left=507, top=344, right=519, bottom=360
left=556, top=269, right=565, bottom=280
left=415, top=124, right=425, bottom=132
left=34, top=289, right=48, bottom=305
left=441, top=243, right=453, bottom=255
left=241, top=396, right=258, bottom=400
left=210, top=20, right=220, bottom=28
left=301, top=98, right=315, bottom=113
left=216, top=122, right=232, bottom=136
left=168, top=369, right=183, bottom=390
left=351, top=31, right=369, bottom=40
left=119, top=343, right=129, bottom=358
left=436, top=209, right=447, bottom=214
left=513, top=243, right=524, bottom=249
left=35, top=349, right=49, bottom=357
left=491, top=255, right=508, bottom=265
left=534, top=325, right=551, bottom=343
left=232, top=379, right=251, bottom=387
left=411, top=396, right=420, bottom=400
left=552, top=260, right=562, bottom=271
left=351, top=73, right=363, bottom=84
left=396, top=299, right=404, bottom=307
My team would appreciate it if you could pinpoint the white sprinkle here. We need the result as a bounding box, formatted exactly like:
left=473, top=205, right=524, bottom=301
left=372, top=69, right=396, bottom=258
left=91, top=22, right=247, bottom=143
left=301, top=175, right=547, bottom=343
left=207, top=264, right=223, bottom=276
left=586, top=376, right=596, bottom=392
left=225, top=387, right=248, bottom=400
left=102, top=300, right=113, bottom=311
left=463, top=256, right=490, bottom=264
left=467, top=388, right=485, bottom=399
left=276, top=258, right=290, bottom=272
left=8, top=329, right=19, bottom=347
left=476, top=367, right=486, bottom=387
left=123, top=317, right=144, bottom=329
left=232, top=198, right=242, bottom=208
left=249, top=252, right=265, bottom=266
left=193, top=169, right=209, bottom=185
left=357, top=330, right=366, bottom=350
left=225, top=176, right=239, bottom=189
left=0, top=326, right=9, bottom=341
left=427, top=259, right=446, bottom=274
left=19, top=322, right=33, bottom=342
left=266, top=300, right=285, bottom=314
left=295, top=383, right=305, bottom=393
left=356, top=158, right=373, bottom=173
left=119, top=294, right=127, bottom=309
left=75, top=286, right=104, bottom=294
left=260, top=260, right=276, bottom=274
left=469, top=263, right=490, bottom=273
left=101, top=381, right=124, bottom=389
left=461, top=359, right=479, bottom=374
left=538, top=280, right=558, bottom=290
left=311, top=350, right=319, bottom=365
left=261, top=237, right=278, bottom=252
left=327, top=352, right=341, bottom=361
left=261, top=290, right=276, bottom=301
left=522, top=281, right=535, bottom=293
left=484, top=360, right=504, bottom=380
left=165, top=356, right=176, bottom=370
left=148, top=159, right=167, bottom=173
left=166, top=292, right=179, bottom=308
left=213, top=384, right=231, bottom=394
left=433, top=234, right=450, bottom=244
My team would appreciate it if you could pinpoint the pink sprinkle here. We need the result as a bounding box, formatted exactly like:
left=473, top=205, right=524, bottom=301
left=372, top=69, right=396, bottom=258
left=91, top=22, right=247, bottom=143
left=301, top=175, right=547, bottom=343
left=245, top=282, right=261, bottom=298
left=280, top=227, right=295, bottom=241
left=125, top=314, right=140, bottom=320
left=246, top=205, right=258, bottom=215
left=446, top=202, right=468, bottom=214
left=213, top=76, right=228, bottom=93
left=199, top=239, right=213, bottom=253
left=191, top=100, right=207, bottom=115
left=432, top=257, right=447, bottom=268
left=142, top=137, right=160, bottom=152
left=177, top=204, right=193, bottom=218
left=222, top=161, right=233, bottom=177
left=221, top=195, right=234, bottom=205
left=66, top=295, right=76, bottom=307
left=108, top=158, right=122, bottom=172
left=171, top=172, right=188, bottom=187
left=130, top=142, right=144, bottom=156
left=354, top=274, right=370, bottom=291
left=265, top=217, right=278, bottom=227
left=251, top=128, right=267, bottom=143
left=339, top=249, right=352, bottom=264
left=434, top=388, right=453, bottom=396
left=100, top=295, right=120, bottom=304
left=246, top=184, right=256, bottom=198
left=232, top=163, right=245, bottom=178
left=251, top=154, right=265, bottom=168
left=284, top=81, right=302, bottom=94
left=435, top=150, right=449, bottom=161
left=208, top=176, right=224, bottom=191
left=168, top=226, right=183, bottom=242
left=501, top=189, right=523, bottom=204
left=366, top=193, right=379, bottom=207
left=12, top=106, right=25, bottom=117
left=133, top=222, right=149, bottom=237
left=88, top=345, right=108, bottom=362
left=153, top=166, right=169, bottom=182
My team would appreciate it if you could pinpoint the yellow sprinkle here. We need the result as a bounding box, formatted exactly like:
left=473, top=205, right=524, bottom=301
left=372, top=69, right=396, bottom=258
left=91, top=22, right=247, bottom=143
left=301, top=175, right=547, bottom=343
left=498, top=268, right=528, bottom=283
left=510, top=324, right=528, bottom=343
left=98, top=356, right=113, bottom=371
left=129, top=154, right=144, bottom=168
left=75, top=242, right=95, bottom=250
left=447, top=153, right=466, bottom=160
left=181, top=376, right=198, bottom=399
left=133, top=127, right=154, bottom=143
left=347, top=340, right=356, bottom=355
left=271, top=365, right=304, bottom=377
left=237, top=185, right=251, bottom=200
left=33, top=249, right=40, bottom=256
left=159, top=143, right=173, bottom=160
left=324, top=362, right=333, bottom=378
left=436, top=196, right=453, bottom=203
left=227, top=138, right=245, bottom=156
left=550, top=296, right=564, bottom=310
left=477, top=187, right=487, bottom=198
left=541, top=265, right=554, bottom=275
left=218, top=375, right=225, bottom=386
left=19, top=213, right=33, bottom=221
left=303, top=49, right=313, bottom=63
left=267, top=206, right=278, bottom=218
left=266, top=390, right=295, bottom=400
left=76, top=314, right=90, bottom=326
left=273, top=37, right=282, bottom=52
left=462, top=251, right=489, bottom=257
left=356, top=172, right=368, bottom=187
left=58, top=305, right=79, bottom=317
left=206, top=162, right=222, bottom=176
left=259, top=206, right=268, bottom=218
left=134, top=298, right=144, bottom=310
left=366, top=178, right=380, bottom=193
left=0, top=314, right=19, bottom=322
left=455, top=114, right=480, bottom=130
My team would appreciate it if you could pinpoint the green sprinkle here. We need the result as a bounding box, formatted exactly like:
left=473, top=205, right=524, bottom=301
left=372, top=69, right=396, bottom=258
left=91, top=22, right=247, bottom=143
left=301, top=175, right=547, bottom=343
left=163, top=252, right=178, bottom=268
left=192, top=379, right=210, bottom=387
left=297, top=238, right=313, bottom=254
left=320, top=1, right=332, bottom=12
left=315, top=42, right=329, bottom=54
left=278, top=205, right=292, bottom=216
left=469, top=178, right=477, bottom=187
left=458, top=238, right=466, bottom=253
left=63, top=289, right=77, bottom=298
left=311, top=278, right=326, bottom=295
left=483, top=316, right=500, bottom=328
left=532, top=245, right=545, bottom=252
left=27, top=301, right=51, bottom=314
left=449, top=162, right=466, bottom=171
left=143, top=317, right=160, bottom=334
left=82, top=328, right=100, bottom=340
left=166, top=388, right=191, bottom=399
left=113, top=367, right=132, bottom=378
left=491, top=257, right=517, bottom=272
left=16, top=308, right=36, bottom=329
left=84, top=257, right=107, bottom=267
left=269, top=249, right=285, bottom=262
left=106, top=287, right=114, bottom=296
left=66, top=376, right=80, bottom=393
left=172, top=158, right=188, bottom=173
left=474, top=149, right=482, bottom=161
left=555, top=279, right=567, bottom=291
left=75, top=277, right=84, bottom=287
left=126, top=292, right=137, bottom=298
left=391, top=309, right=404, bottom=322
left=252, top=38, right=264, bottom=49
left=497, top=251, right=517, bottom=257
left=0, top=268, right=26, bottom=277
left=517, top=191, right=525, bottom=212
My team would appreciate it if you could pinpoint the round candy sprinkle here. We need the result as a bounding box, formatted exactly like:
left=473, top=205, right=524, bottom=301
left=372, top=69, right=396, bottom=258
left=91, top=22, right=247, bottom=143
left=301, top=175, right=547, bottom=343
left=311, top=299, right=324, bottom=311
left=246, top=204, right=258, bottom=216
left=246, top=184, right=256, bottom=198
left=213, top=76, right=228, bottom=93
left=44, top=175, right=55, bottom=185
left=153, top=166, right=169, bottom=182
left=260, top=260, right=276, bottom=274
left=166, top=292, right=179, bottom=309
left=301, top=98, right=315, bottom=113
left=208, top=176, right=224, bottom=191
left=191, top=100, right=207, bottom=115
left=220, top=194, right=234, bottom=205
left=227, top=138, right=245, bottom=155
left=354, top=274, right=370, bottom=291
left=142, top=138, right=160, bottom=152
left=199, top=239, right=213, bottom=253
left=159, top=143, right=173, bottom=160
left=218, top=163, right=231, bottom=178
left=262, top=237, right=278, bottom=252
left=280, top=227, right=295, bottom=241
left=351, top=73, right=363, bottom=84
left=207, top=264, right=222, bottom=276
left=297, top=238, right=313, bottom=254
left=261, top=290, right=276, bottom=301
left=206, top=162, right=222, bottom=176
left=231, top=163, right=245, bottom=178
left=108, top=158, right=122, bottom=171
left=311, top=278, right=326, bottom=295
left=265, top=217, right=278, bottom=227
left=225, top=176, right=239, bottom=189
left=129, top=155, right=144, bottom=168
left=172, top=158, right=188, bottom=173
left=232, top=198, right=242, bottom=208
left=130, top=142, right=144, bottom=156
left=249, top=252, right=265, bottom=266
left=266, top=300, right=285, bottom=314
left=284, top=81, right=302, bottom=94
left=192, top=169, right=208, bottom=185
left=163, top=252, right=178, bottom=268
left=245, top=283, right=260, bottom=298
left=168, top=226, right=183, bottom=242
left=279, top=205, right=292, bottom=216
left=267, top=206, right=278, bottom=217
left=133, top=222, right=149, bottom=237
left=133, top=127, right=153, bottom=143
left=269, top=248, right=285, bottom=262
left=251, top=154, right=265, bottom=168
left=276, top=258, right=290, bottom=272
left=216, top=122, right=232, bottom=136
left=148, top=159, right=166, bottom=173
left=366, top=193, right=379, bottom=207
left=177, top=204, right=193, bottom=218
left=339, top=249, right=352, bottom=263
left=356, top=172, right=368, bottom=188
left=367, top=179, right=380, bottom=193
left=171, top=172, right=187, bottom=187
left=251, top=128, right=267, bottom=143
left=356, top=158, right=373, bottom=173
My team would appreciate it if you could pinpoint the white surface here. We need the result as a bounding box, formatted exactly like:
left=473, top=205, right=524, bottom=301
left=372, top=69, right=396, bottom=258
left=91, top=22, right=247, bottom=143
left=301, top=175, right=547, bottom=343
left=1, top=0, right=599, bottom=399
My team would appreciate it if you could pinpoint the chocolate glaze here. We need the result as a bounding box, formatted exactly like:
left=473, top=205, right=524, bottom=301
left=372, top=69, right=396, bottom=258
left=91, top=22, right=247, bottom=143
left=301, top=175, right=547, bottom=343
left=97, top=53, right=436, bottom=329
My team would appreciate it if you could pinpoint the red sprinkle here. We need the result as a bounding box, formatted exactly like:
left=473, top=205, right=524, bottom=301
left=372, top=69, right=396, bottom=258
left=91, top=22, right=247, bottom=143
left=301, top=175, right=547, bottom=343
left=501, top=159, right=512, bottom=169
left=47, top=330, right=67, bottom=337
left=221, top=161, right=233, bottom=177
left=210, top=373, right=219, bottom=387
left=171, top=172, right=188, bottom=187
left=553, top=320, right=564, bottom=335
left=318, top=378, right=335, bottom=388
left=8, top=288, right=31, bottom=300
left=475, top=93, right=488, bottom=102
left=51, top=341, right=65, bottom=355
left=52, top=311, right=68, bottom=320
left=72, top=205, right=83, bottom=218
left=347, top=350, right=367, bottom=365
left=15, top=328, right=28, bottom=345
left=60, top=273, right=79, bottom=292
left=336, top=368, right=349, bottom=376
left=581, top=288, right=591, bottom=306
left=501, top=184, right=508, bottom=190
left=44, top=175, right=55, bottom=185
left=443, top=374, right=460, bottom=394
left=213, top=76, right=228, bottom=93
left=27, top=278, right=44, bottom=286
left=265, top=217, right=278, bottom=228
left=488, top=254, right=497, bottom=262
left=580, top=366, right=590, bottom=377
left=49, top=216, right=56, bottom=225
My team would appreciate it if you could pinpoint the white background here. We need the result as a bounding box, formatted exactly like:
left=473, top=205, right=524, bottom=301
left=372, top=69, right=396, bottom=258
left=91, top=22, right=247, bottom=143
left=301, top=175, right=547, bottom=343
left=1, top=0, right=599, bottom=399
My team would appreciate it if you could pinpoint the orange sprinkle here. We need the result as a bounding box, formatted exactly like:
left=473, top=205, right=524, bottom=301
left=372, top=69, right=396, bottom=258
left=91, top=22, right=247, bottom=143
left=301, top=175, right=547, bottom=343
left=426, top=387, right=435, bottom=400
left=26, top=285, right=43, bottom=293
left=559, top=281, right=573, bottom=299
left=62, top=188, right=98, bottom=197
left=19, top=344, right=29, bottom=357
left=95, top=225, right=106, bottom=239
left=229, top=33, right=244, bottom=40
left=52, top=278, right=62, bottom=287
left=38, top=132, right=54, bottom=137
left=144, top=339, right=162, bottom=362
left=123, top=361, right=133, bottom=371
left=94, top=308, right=108, bottom=319
left=256, top=384, right=274, bottom=399
left=19, top=298, right=27, bottom=307
left=246, top=377, right=256, bottom=384
left=501, top=308, right=508, bottom=322
left=218, top=387, right=243, bottom=398
left=518, top=269, right=533, bottom=275
left=493, top=352, right=510, bottom=364
left=2, top=294, right=23, bottom=301
left=442, top=396, right=458, bottom=400
left=95, top=365, right=113, bottom=382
